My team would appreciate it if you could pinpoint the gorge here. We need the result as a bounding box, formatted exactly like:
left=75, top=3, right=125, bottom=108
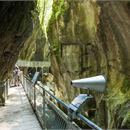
left=0, top=0, right=130, bottom=129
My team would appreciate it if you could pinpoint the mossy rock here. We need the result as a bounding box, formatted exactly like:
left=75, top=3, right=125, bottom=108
left=121, top=78, right=130, bottom=93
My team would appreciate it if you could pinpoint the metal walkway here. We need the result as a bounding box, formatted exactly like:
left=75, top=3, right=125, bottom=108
left=0, top=85, right=42, bottom=130
left=0, top=76, right=102, bottom=130
left=22, top=76, right=102, bottom=130
left=16, top=60, right=50, bottom=68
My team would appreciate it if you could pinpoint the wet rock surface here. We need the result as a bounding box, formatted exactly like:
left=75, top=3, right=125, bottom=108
left=0, top=1, right=34, bottom=80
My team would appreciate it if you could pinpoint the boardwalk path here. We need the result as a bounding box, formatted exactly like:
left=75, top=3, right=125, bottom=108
left=0, top=86, right=42, bottom=130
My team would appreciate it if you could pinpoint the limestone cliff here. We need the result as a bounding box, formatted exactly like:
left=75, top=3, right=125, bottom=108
left=98, top=1, right=130, bottom=128
left=38, top=0, right=130, bottom=129
left=0, top=1, right=35, bottom=80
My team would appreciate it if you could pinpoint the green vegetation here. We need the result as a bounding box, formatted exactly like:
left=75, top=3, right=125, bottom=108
left=46, top=0, right=67, bottom=33
left=121, top=77, right=130, bottom=93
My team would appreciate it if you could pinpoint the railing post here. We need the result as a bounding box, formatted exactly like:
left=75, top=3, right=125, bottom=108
left=0, top=81, right=5, bottom=106
left=34, top=84, right=36, bottom=112
left=21, top=72, right=24, bottom=86
left=43, top=89, right=46, bottom=129
left=24, top=77, right=26, bottom=92
left=7, top=79, right=11, bottom=93
left=4, top=81, right=7, bottom=101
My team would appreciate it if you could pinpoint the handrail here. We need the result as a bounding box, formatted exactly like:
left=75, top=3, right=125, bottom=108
left=0, top=79, right=9, bottom=106
left=77, top=113, right=102, bottom=130
left=37, top=81, right=102, bottom=130
left=37, top=82, right=68, bottom=109
left=23, top=76, right=102, bottom=130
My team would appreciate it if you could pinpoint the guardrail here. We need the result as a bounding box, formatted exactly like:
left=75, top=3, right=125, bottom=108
left=0, top=80, right=9, bottom=106
left=22, top=76, right=102, bottom=130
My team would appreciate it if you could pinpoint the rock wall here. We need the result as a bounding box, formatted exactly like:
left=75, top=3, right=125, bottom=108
left=0, top=1, right=35, bottom=80
left=98, top=1, right=130, bottom=128
left=39, top=0, right=130, bottom=129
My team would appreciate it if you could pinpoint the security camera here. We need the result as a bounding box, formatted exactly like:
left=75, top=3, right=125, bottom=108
left=71, top=75, right=106, bottom=92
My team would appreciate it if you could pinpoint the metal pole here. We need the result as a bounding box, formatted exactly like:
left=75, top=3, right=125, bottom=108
left=43, top=89, right=46, bottom=129
left=7, top=79, right=9, bottom=98
left=42, top=68, right=43, bottom=82
left=4, top=81, right=6, bottom=103
left=0, top=81, right=5, bottom=106
left=21, top=71, right=24, bottom=86
left=25, top=77, right=27, bottom=93
left=77, top=113, right=102, bottom=130
left=34, top=84, right=36, bottom=112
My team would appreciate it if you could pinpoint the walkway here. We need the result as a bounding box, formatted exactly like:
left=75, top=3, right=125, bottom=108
left=16, top=60, right=50, bottom=68
left=0, top=85, right=42, bottom=130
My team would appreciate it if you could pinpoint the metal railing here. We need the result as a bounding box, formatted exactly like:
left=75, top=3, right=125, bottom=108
left=0, top=80, right=9, bottom=106
left=22, top=76, right=102, bottom=130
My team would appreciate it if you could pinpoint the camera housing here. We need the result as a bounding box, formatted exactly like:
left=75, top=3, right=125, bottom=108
left=71, top=75, right=106, bottom=92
